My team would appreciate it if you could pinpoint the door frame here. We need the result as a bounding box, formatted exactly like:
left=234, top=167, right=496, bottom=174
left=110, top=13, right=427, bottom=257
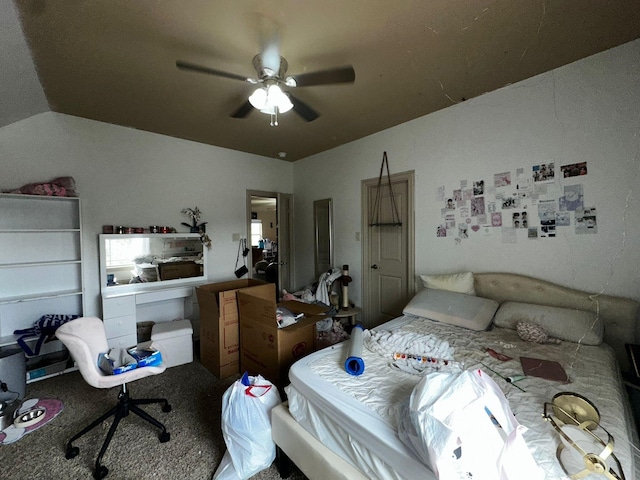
left=360, top=170, right=416, bottom=327
left=245, top=190, right=293, bottom=293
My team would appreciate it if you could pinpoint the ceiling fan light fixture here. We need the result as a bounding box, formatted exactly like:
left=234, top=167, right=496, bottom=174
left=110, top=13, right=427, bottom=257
left=270, top=85, right=293, bottom=113
left=248, top=87, right=268, bottom=110
left=249, top=84, right=293, bottom=116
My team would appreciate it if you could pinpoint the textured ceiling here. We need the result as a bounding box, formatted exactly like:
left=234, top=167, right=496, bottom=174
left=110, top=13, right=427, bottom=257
left=13, top=0, right=640, bottom=161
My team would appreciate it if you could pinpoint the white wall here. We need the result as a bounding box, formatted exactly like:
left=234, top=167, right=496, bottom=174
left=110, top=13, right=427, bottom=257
left=1, top=113, right=293, bottom=316
left=293, top=39, right=640, bottom=308
left=2, top=40, right=639, bottom=320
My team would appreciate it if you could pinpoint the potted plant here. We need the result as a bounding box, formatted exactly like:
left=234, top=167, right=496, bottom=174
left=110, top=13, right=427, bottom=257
left=181, top=207, right=211, bottom=249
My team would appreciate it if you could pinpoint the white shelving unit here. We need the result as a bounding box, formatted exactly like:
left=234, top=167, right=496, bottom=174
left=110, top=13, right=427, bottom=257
left=0, top=194, right=85, bottom=382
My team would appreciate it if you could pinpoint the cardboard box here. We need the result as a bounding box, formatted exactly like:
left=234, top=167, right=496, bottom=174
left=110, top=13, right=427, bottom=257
left=196, top=279, right=272, bottom=378
left=237, top=288, right=330, bottom=388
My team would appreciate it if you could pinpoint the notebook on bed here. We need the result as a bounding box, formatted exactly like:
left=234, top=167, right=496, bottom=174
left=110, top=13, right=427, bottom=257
left=520, top=356, right=569, bottom=383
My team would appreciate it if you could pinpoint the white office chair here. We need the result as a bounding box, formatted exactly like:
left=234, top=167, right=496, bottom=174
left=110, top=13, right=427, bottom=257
left=56, top=317, right=171, bottom=479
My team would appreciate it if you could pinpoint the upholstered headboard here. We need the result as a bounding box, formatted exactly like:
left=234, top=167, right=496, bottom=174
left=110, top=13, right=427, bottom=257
left=474, top=272, right=640, bottom=372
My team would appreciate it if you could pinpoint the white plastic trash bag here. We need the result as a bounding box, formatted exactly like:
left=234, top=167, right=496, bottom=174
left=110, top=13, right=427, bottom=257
left=213, top=373, right=282, bottom=480
left=398, top=369, right=544, bottom=480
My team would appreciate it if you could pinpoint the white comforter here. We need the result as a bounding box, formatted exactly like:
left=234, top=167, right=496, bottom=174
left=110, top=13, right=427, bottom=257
left=287, top=315, right=637, bottom=480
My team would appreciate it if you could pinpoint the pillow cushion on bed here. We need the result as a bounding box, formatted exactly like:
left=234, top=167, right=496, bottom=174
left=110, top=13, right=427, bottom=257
left=493, top=301, right=603, bottom=345
left=402, top=288, right=498, bottom=331
left=419, top=271, right=476, bottom=296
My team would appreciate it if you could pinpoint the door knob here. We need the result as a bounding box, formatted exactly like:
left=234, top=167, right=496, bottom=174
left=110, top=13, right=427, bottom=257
left=371, top=264, right=378, bottom=269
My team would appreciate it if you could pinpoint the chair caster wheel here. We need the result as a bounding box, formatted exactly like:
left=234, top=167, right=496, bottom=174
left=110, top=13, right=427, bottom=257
left=65, top=446, right=79, bottom=459
left=162, top=403, right=172, bottom=413
left=160, top=431, right=170, bottom=443
left=93, top=465, right=108, bottom=479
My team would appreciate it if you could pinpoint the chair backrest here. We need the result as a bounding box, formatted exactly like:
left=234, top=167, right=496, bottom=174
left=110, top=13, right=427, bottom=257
left=56, top=316, right=110, bottom=389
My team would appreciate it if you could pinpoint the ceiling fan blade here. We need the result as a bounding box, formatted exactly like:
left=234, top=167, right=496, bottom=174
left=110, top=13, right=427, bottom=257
left=176, top=60, right=251, bottom=83
left=289, top=93, right=319, bottom=122
left=290, top=65, right=355, bottom=87
left=230, top=100, right=254, bottom=119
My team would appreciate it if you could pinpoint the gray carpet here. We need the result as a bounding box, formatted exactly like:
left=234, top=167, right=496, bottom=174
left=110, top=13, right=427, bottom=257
left=0, top=359, right=306, bottom=479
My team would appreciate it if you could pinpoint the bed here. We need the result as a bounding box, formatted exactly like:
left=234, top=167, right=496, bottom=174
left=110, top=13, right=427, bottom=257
left=272, top=272, right=640, bottom=479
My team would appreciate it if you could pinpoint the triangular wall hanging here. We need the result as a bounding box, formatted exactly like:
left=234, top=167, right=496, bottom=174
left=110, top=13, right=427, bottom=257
left=369, top=151, right=402, bottom=227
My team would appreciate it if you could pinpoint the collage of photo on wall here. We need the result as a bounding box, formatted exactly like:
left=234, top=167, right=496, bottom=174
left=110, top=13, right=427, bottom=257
left=435, top=161, right=596, bottom=242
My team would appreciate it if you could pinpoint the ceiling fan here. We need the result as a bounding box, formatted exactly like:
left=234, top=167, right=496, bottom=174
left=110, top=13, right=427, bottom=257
left=176, top=47, right=355, bottom=126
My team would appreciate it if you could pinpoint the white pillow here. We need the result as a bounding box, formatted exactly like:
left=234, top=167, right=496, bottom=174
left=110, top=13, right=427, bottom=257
left=493, top=301, right=603, bottom=345
left=403, top=288, right=498, bottom=331
left=419, top=271, right=476, bottom=296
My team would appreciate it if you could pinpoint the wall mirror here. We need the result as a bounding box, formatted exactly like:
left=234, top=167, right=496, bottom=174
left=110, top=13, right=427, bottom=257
left=99, top=233, right=206, bottom=294
left=313, top=198, right=334, bottom=278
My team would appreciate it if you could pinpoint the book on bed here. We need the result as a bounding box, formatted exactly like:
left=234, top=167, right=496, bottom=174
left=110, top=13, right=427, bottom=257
left=520, top=356, right=569, bottom=383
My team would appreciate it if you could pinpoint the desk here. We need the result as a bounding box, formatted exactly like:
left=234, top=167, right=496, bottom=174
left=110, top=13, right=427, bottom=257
left=102, top=283, right=201, bottom=349
left=333, top=306, right=361, bottom=325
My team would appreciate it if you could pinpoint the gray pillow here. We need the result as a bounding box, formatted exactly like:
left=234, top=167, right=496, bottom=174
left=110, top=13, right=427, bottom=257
left=403, top=288, right=498, bottom=331
left=493, top=301, right=603, bottom=345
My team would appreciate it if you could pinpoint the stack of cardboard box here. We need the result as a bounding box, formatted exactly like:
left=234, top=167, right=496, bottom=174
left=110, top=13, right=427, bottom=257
left=196, top=280, right=330, bottom=388
left=196, top=279, right=272, bottom=379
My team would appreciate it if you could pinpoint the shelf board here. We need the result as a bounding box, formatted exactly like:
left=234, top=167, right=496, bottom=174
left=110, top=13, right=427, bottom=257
left=0, top=259, right=81, bottom=269
left=100, top=233, right=201, bottom=239
left=0, top=193, right=79, bottom=201
left=0, top=333, right=47, bottom=347
left=0, top=289, right=83, bottom=305
left=0, top=332, right=67, bottom=347
left=0, top=228, right=80, bottom=233
left=0, top=334, right=19, bottom=347
left=26, top=365, right=78, bottom=384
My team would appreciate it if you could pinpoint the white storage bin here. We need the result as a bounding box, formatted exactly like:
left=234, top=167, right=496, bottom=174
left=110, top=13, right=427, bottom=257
left=151, top=319, right=193, bottom=368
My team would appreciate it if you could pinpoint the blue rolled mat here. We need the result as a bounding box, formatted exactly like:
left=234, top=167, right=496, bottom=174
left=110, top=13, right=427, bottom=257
left=344, top=324, right=365, bottom=376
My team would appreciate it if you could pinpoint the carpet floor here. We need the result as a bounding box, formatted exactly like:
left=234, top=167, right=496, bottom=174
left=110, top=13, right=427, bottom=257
left=0, top=359, right=307, bottom=480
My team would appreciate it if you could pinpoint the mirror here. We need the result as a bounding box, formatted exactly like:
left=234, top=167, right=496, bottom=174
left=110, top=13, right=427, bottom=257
left=99, top=234, right=206, bottom=293
left=313, top=198, right=334, bottom=278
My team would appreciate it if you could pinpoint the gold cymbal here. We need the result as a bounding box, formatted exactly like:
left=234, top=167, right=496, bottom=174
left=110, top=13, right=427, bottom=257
left=552, top=392, right=600, bottom=429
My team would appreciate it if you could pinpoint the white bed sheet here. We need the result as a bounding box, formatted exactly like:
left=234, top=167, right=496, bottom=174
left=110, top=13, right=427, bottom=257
left=286, top=315, right=638, bottom=480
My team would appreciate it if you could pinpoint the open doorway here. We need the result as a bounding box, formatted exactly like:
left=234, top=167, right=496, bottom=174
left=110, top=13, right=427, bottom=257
left=249, top=194, right=277, bottom=282
left=246, top=190, right=293, bottom=296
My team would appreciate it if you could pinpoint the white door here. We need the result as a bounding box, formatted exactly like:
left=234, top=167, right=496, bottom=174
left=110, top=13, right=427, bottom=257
left=362, top=171, right=415, bottom=327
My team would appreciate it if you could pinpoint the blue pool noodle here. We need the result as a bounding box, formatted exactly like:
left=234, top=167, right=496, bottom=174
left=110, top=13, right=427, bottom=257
left=345, top=324, right=365, bottom=376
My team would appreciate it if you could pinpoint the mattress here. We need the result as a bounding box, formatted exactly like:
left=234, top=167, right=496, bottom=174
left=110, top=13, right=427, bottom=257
left=286, top=315, right=638, bottom=479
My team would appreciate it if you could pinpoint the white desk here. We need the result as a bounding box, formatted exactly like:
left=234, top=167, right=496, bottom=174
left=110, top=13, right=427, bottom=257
left=102, top=283, right=202, bottom=348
